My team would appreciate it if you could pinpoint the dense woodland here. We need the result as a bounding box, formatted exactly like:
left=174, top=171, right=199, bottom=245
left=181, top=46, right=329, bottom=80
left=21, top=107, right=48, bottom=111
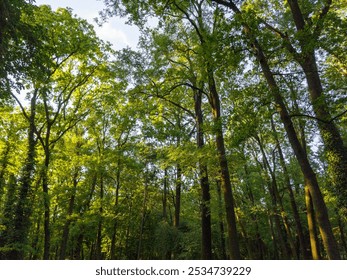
left=0, top=0, right=346, bottom=260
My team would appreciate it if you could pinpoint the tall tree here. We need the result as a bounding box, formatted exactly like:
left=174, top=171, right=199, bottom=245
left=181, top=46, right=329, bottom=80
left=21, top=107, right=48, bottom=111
left=285, top=0, right=347, bottom=207
left=2, top=4, right=111, bottom=259
left=211, top=0, right=340, bottom=260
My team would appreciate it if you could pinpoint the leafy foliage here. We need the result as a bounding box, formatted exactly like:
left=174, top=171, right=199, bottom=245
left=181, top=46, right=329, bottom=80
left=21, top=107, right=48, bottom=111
left=0, top=0, right=346, bottom=260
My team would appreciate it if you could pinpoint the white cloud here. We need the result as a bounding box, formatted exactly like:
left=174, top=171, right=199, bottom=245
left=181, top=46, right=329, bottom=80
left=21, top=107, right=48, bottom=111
left=94, top=22, right=132, bottom=49
left=34, top=0, right=140, bottom=50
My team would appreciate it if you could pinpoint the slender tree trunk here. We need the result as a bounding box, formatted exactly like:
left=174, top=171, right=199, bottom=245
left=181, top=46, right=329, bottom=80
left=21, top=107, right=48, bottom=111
left=95, top=175, right=104, bottom=260
left=271, top=117, right=309, bottom=259
left=161, top=168, right=172, bottom=259
left=42, top=145, right=51, bottom=260
left=194, top=87, right=212, bottom=259
left=235, top=211, right=253, bottom=258
left=189, top=4, right=239, bottom=258
left=216, top=180, right=227, bottom=259
left=208, top=70, right=240, bottom=259
left=268, top=179, right=289, bottom=259
left=162, top=168, right=168, bottom=221
left=110, top=163, right=121, bottom=259
left=305, top=185, right=321, bottom=260
left=59, top=193, right=75, bottom=260
left=200, top=162, right=212, bottom=259
left=30, top=216, right=41, bottom=260
left=110, top=216, right=118, bottom=259
left=123, top=197, right=135, bottom=259
left=72, top=173, right=97, bottom=259
left=268, top=212, right=279, bottom=259
left=0, top=142, right=10, bottom=199
left=174, top=164, right=181, bottom=228
left=137, top=172, right=149, bottom=260
left=59, top=168, right=79, bottom=260
left=73, top=234, right=84, bottom=259
left=255, top=135, right=292, bottom=259
left=243, top=165, right=265, bottom=259
left=294, top=101, right=323, bottom=260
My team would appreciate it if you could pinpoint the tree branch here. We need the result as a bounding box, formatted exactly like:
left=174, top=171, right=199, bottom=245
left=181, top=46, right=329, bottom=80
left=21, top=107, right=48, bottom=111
left=212, top=0, right=241, bottom=14
left=289, top=109, right=347, bottom=124
left=173, top=2, right=205, bottom=44
left=9, top=91, right=30, bottom=121
left=313, top=0, right=332, bottom=39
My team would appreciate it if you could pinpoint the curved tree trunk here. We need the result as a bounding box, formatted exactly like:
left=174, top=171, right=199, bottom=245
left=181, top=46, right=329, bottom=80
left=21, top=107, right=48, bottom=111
left=212, top=0, right=340, bottom=260
left=259, top=45, right=340, bottom=259
left=287, top=0, right=347, bottom=209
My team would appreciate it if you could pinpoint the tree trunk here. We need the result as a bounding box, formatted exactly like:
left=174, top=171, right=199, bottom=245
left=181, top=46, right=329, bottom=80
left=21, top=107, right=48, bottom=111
left=305, top=185, right=321, bottom=260
left=268, top=212, right=279, bottom=259
left=42, top=146, right=51, bottom=260
left=72, top=173, right=97, bottom=259
left=287, top=0, right=347, bottom=209
left=292, top=98, right=324, bottom=260
left=235, top=211, right=253, bottom=258
left=260, top=46, right=340, bottom=259
left=255, top=135, right=292, bottom=259
left=194, top=87, right=212, bottom=259
left=247, top=25, right=340, bottom=261
left=243, top=164, right=265, bottom=259
left=30, top=216, right=41, bottom=260
left=8, top=90, right=38, bottom=259
left=162, top=168, right=168, bottom=221
left=191, top=4, right=239, bottom=258
left=59, top=168, right=79, bottom=260
left=0, top=175, right=17, bottom=259
left=174, top=164, right=181, bottom=228
left=0, top=142, right=10, bottom=199
left=216, top=180, right=227, bottom=259
left=95, top=175, right=104, bottom=260
left=137, top=172, right=149, bottom=260
left=208, top=69, right=240, bottom=259
left=110, top=163, right=121, bottom=259
left=271, top=118, right=309, bottom=259
left=336, top=209, right=347, bottom=256
left=213, top=0, right=340, bottom=260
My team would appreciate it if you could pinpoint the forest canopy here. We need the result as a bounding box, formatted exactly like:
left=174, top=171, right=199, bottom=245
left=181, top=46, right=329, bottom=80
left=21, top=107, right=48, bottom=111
left=0, top=0, right=346, bottom=260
